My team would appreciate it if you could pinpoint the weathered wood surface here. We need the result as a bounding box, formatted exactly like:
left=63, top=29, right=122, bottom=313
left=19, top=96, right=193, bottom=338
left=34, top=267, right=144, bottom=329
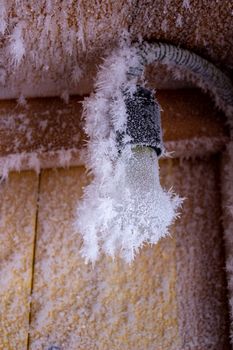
left=0, top=172, right=39, bottom=350
left=1, top=158, right=229, bottom=349
left=0, top=1, right=232, bottom=99
left=0, top=90, right=228, bottom=177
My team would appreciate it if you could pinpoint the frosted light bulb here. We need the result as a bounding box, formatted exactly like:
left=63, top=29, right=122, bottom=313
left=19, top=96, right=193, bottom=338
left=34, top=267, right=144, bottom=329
left=103, top=145, right=179, bottom=262
left=76, top=85, right=182, bottom=263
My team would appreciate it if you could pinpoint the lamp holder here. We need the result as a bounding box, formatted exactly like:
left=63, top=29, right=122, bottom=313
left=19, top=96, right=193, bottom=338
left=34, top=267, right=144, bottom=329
left=116, top=86, right=164, bottom=157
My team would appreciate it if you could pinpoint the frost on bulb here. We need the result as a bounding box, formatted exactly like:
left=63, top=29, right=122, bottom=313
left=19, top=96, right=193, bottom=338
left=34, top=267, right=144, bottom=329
left=105, top=145, right=181, bottom=262
left=75, top=52, right=182, bottom=263
left=76, top=145, right=182, bottom=264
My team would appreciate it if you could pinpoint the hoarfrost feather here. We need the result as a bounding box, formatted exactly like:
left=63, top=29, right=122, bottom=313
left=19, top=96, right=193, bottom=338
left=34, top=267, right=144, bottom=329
left=9, top=22, right=26, bottom=66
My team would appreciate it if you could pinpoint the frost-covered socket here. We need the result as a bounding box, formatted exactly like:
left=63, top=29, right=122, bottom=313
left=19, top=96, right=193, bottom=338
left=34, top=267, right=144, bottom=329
left=116, top=86, right=163, bottom=156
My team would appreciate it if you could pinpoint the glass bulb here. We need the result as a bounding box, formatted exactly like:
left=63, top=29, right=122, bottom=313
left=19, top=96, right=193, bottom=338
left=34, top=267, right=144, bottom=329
left=102, top=145, right=181, bottom=262
left=77, top=145, right=182, bottom=264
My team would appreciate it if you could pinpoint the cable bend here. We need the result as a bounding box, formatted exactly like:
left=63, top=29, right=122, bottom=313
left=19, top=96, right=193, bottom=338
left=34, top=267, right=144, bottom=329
left=128, top=41, right=233, bottom=124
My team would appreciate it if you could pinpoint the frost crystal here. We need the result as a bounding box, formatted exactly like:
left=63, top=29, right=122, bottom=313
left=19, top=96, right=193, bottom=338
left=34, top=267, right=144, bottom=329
left=176, top=14, right=183, bottom=28
left=75, top=42, right=182, bottom=263
left=9, top=22, right=25, bottom=66
left=0, top=1, right=7, bottom=35
left=182, top=0, right=191, bottom=10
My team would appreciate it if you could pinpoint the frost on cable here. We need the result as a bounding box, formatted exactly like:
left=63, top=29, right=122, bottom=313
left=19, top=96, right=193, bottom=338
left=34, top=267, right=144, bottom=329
left=75, top=42, right=182, bottom=263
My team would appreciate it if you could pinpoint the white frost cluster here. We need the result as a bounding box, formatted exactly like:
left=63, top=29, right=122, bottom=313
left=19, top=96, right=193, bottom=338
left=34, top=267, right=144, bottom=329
left=9, top=22, right=26, bottom=66
left=182, top=0, right=191, bottom=10
left=75, top=42, right=182, bottom=263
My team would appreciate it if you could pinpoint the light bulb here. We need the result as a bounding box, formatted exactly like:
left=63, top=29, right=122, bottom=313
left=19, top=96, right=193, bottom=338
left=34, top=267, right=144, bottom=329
left=102, top=144, right=180, bottom=262
left=76, top=85, right=182, bottom=263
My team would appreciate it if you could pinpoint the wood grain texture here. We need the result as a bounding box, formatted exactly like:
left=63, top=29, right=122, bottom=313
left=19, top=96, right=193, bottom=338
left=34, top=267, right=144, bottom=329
left=161, top=157, right=230, bottom=349
left=0, top=172, right=39, bottom=350
left=0, top=1, right=232, bottom=99
left=29, top=167, right=180, bottom=350
left=27, top=158, right=230, bottom=349
left=0, top=90, right=227, bottom=155
left=220, top=144, right=233, bottom=344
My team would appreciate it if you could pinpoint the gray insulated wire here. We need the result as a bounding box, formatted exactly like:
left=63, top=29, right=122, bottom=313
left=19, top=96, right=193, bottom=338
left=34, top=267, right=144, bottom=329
left=127, top=42, right=233, bottom=127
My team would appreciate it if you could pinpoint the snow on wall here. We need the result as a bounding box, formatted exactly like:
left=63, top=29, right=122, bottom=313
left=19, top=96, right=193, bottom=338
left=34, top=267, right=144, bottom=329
left=0, top=0, right=133, bottom=98
left=0, top=149, right=85, bottom=181
left=0, top=100, right=86, bottom=179
left=0, top=0, right=232, bottom=99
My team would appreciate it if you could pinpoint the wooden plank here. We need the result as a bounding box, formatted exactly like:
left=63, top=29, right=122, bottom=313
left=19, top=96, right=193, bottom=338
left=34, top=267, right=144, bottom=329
left=28, top=156, right=230, bottom=349
left=0, top=90, right=228, bottom=175
left=220, top=146, right=233, bottom=341
left=0, top=97, right=85, bottom=157
left=0, top=90, right=228, bottom=158
left=0, top=2, right=232, bottom=100
left=157, top=89, right=228, bottom=141
left=29, top=167, right=179, bottom=350
left=160, top=156, right=230, bottom=348
left=0, top=172, right=39, bottom=350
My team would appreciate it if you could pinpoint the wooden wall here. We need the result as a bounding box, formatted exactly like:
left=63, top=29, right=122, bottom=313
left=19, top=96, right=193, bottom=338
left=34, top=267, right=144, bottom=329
left=0, top=89, right=231, bottom=349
